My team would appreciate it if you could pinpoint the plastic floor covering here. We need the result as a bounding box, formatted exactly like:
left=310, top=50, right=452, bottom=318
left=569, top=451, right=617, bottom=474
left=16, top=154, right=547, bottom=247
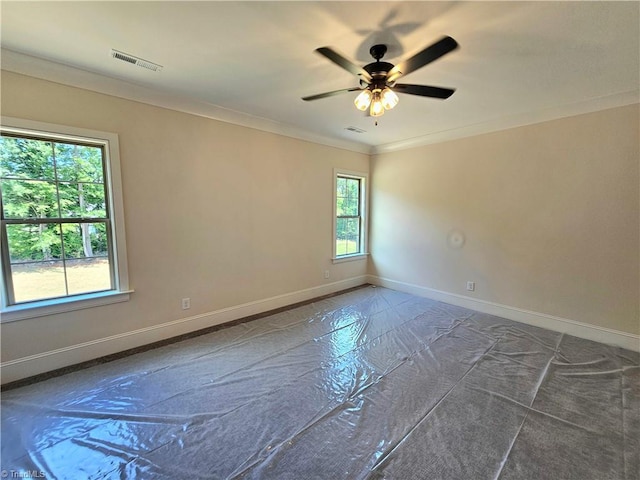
left=1, top=286, right=639, bottom=479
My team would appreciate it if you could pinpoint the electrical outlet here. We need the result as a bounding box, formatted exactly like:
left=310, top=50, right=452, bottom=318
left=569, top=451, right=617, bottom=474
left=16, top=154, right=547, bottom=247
left=181, top=297, right=191, bottom=310
left=324, top=270, right=330, bottom=279
left=466, top=281, right=475, bottom=292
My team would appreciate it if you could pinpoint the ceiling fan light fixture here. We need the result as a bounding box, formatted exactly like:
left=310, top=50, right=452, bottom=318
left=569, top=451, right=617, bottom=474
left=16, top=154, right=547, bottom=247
left=369, top=89, right=385, bottom=117
left=381, top=87, right=399, bottom=110
left=354, top=89, right=372, bottom=111
left=304, top=36, right=458, bottom=117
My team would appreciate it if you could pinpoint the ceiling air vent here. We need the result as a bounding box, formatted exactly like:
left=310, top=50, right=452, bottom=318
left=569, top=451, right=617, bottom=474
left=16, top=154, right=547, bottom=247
left=110, top=49, right=163, bottom=72
left=345, top=126, right=366, bottom=134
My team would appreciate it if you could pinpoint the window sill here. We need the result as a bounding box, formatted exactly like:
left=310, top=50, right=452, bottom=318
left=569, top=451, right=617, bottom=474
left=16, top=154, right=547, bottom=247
left=332, top=253, right=369, bottom=264
left=1, top=290, right=134, bottom=323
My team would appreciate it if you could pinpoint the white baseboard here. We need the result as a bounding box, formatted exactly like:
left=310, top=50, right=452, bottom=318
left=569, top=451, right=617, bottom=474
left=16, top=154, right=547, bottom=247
left=1, top=276, right=368, bottom=384
left=368, top=275, right=640, bottom=352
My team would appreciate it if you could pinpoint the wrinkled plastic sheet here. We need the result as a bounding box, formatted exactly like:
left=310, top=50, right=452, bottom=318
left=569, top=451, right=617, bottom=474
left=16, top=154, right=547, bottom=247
left=1, top=286, right=638, bottom=479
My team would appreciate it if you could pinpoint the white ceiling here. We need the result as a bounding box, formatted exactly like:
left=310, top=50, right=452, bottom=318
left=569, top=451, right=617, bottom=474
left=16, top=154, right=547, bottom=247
left=1, top=1, right=638, bottom=154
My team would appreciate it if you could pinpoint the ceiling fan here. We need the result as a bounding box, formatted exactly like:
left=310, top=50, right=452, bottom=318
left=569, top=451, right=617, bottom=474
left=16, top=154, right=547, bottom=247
left=302, top=36, right=459, bottom=117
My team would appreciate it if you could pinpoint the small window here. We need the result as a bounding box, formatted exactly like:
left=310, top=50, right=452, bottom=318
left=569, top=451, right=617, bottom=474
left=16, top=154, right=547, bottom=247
left=333, top=169, right=368, bottom=260
left=1, top=118, right=130, bottom=320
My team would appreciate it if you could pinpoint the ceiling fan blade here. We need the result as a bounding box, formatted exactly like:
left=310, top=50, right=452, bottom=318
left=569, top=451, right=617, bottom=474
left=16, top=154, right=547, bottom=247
left=393, top=84, right=455, bottom=99
left=302, top=87, right=362, bottom=102
left=316, top=47, right=373, bottom=84
left=387, top=36, right=458, bottom=83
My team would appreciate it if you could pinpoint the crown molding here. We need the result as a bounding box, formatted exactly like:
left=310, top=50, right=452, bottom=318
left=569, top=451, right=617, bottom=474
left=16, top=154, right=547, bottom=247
left=3, top=49, right=637, bottom=158
left=372, top=90, right=640, bottom=155
left=1, top=49, right=371, bottom=155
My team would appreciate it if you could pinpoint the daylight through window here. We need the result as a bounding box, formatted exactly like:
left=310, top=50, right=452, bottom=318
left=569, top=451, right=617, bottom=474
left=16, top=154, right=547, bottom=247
left=335, top=172, right=367, bottom=258
left=1, top=131, right=116, bottom=306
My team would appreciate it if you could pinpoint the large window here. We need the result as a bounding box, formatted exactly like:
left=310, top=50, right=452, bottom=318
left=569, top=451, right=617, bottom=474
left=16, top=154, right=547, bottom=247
left=333, top=170, right=368, bottom=260
left=0, top=118, right=130, bottom=320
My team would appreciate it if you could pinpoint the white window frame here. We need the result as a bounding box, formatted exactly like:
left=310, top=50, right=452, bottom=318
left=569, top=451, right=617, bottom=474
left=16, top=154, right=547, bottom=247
left=332, top=168, right=369, bottom=263
left=0, top=117, right=132, bottom=322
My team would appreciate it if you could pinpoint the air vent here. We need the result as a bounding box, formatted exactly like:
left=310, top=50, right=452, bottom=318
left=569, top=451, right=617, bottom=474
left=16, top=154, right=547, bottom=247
left=345, top=126, right=366, bottom=134
left=110, top=49, right=163, bottom=72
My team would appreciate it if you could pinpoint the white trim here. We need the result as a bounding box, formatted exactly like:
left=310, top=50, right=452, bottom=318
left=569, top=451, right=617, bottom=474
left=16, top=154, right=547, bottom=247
left=332, top=253, right=369, bottom=264
left=333, top=168, right=369, bottom=260
left=1, top=49, right=370, bottom=155
left=3, top=50, right=637, bottom=156
left=367, top=275, right=640, bottom=352
left=0, top=116, right=130, bottom=320
left=0, top=276, right=368, bottom=384
left=1, top=290, right=133, bottom=323
left=371, top=91, right=640, bottom=154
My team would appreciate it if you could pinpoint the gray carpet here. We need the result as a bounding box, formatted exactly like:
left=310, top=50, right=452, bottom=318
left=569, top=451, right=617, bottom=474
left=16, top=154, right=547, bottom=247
left=1, top=286, right=638, bottom=479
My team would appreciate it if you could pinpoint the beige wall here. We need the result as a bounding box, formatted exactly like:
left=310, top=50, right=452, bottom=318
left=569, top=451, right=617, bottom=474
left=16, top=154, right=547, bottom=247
left=0, top=71, right=369, bottom=364
left=370, top=105, right=640, bottom=335
left=1, top=70, right=638, bottom=376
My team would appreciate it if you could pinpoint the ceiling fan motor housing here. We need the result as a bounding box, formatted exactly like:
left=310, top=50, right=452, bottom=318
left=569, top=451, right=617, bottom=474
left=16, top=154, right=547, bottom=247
left=364, top=45, right=394, bottom=89
left=364, top=61, right=394, bottom=88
